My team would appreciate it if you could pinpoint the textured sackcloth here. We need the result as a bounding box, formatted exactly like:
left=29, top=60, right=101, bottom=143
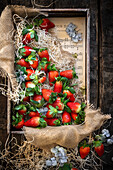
left=23, top=107, right=111, bottom=150
left=0, top=5, right=43, bottom=87
left=0, top=5, right=111, bottom=150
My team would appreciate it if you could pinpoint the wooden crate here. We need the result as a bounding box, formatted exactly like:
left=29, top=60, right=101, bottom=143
left=7, top=8, right=90, bottom=134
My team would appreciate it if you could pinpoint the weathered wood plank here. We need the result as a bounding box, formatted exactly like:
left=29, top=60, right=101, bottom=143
left=99, top=0, right=113, bottom=168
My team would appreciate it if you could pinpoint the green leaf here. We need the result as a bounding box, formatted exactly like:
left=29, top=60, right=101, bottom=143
left=15, top=105, right=23, bottom=110
left=53, top=119, right=61, bottom=126
left=59, top=163, right=72, bottom=170
left=30, top=31, right=35, bottom=39
left=39, top=118, right=47, bottom=128
left=22, top=29, right=30, bottom=35
left=12, top=116, right=16, bottom=120
left=64, top=105, right=72, bottom=113
left=26, top=24, right=33, bottom=29
left=34, top=32, right=38, bottom=41
left=27, top=91, right=34, bottom=96
left=29, top=74, right=36, bottom=79
left=81, top=102, right=86, bottom=110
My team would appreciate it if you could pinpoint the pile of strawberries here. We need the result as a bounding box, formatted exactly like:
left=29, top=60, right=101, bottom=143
left=12, top=18, right=86, bottom=129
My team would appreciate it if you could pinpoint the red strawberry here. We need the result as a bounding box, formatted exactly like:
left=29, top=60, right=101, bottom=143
left=23, top=32, right=32, bottom=45
left=54, top=81, right=62, bottom=93
left=71, top=112, right=78, bottom=120
left=12, top=113, right=24, bottom=129
left=94, top=141, right=104, bottom=157
left=32, top=94, right=45, bottom=108
left=44, top=118, right=60, bottom=126
left=17, top=58, right=30, bottom=68
left=13, top=118, right=24, bottom=129
left=23, top=96, right=30, bottom=102
left=30, top=57, right=38, bottom=69
left=29, top=111, right=40, bottom=117
left=62, top=111, right=71, bottom=124
left=38, top=48, right=49, bottom=61
left=33, top=94, right=43, bottom=101
left=25, top=81, right=35, bottom=88
left=22, top=29, right=38, bottom=45
left=41, top=63, right=48, bottom=72
left=67, top=102, right=81, bottom=113
left=14, top=104, right=27, bottom=118
left=71, top=168, right=78, bottom=170
left=24, top=117, right=47, bottom=127
left=42, top=89, right=53, bottom=102
left=19, top=46, right=34, bottom=57
left=38, top=76, right=46, bottom=83
left=79, top=146, right=90, bottom=159
left=52, top=97, right=64, bottom=111
left=63, top=90, right=75, bottom=102
left=39, top=18, right=55, bottom=31
left=60, top=68, right=78, bottom=79
left=46, top=105, right=62, bottom=118
left=26, top=69, right=35, bottom=81
left=49, top=71, right=59, bottom=86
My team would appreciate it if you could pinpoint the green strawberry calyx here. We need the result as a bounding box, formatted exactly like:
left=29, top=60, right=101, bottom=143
left=39, top=118, right=47, bottom=128
left=93, top=141, right=103, bottom=148
left=48, top=105, right=62, bottom=117
left=72, top=67, right=78, bottom=79
left=12, top=113, right=23, bottom=126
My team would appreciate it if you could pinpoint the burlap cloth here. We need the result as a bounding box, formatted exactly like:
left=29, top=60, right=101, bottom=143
left=0, top=5, right=111, bottom=150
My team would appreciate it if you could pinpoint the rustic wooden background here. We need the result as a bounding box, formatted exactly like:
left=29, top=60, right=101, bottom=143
left=0, top=0, right=113, bottom=169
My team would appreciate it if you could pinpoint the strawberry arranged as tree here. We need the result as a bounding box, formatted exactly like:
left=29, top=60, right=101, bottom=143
left=12, top=16, right=86, bottom=129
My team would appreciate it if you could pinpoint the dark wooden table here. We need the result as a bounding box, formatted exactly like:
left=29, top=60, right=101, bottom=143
left=0, top=0, right=113, bottom=169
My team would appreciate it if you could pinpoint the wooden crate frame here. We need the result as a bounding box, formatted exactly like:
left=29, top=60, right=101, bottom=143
left=7, top=8, right=90, bottom=134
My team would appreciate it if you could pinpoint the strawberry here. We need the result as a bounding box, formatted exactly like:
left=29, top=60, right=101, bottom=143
left=14, top=104, right=27, bottom=118
left=26, top=69, right=35, bottom=81
left=71, top=168, right=78, bottom=170
left=12, top=113, right=24, bottom=129
left=54, top=77, right=68, bottom=93
left=54, top=81, right=62, bottom=93
left=33, top=94, right=43, bottom=101
left=23, top=32, right=32, bottom=45
left=63, top=90, right=75, bottom=102
left=48, top=71, right=59, bottom=86
left=25, top=54, right=38, bottom=69
left=42, top=89, right=54, bottom=102
left=39, top=18, right=55, bottom=31
left=25, top=81, right=35, bottom=88
left=71, top=112, right=78, bottom=121
left=62, top=111, right=71, bottom=124
left=29, top=57, right=38, bottom=69
left=79, top=146, right=90, bottom=159
left=29, top=111, right=40, bottom=117
left=17, top=58, right=30, bottom=68
left=52, top=97, right=64, bottom=111
left=38, top=76, right=46, bottom=83
left=93, top=141, right=104, bottom=157
left=46, top=105, right=62, bottom=118
left=23, top=96, right=30, bottom=102
left=24, top=117, right=47, bottom=127
left=38, top=48, right=50, bottom=61
left=60, top=67, right=78, bottom=79
left=44, top=118, right=61, bottom=126
left=67, top=102, right=81, bottom=113
left=32, top=94, right=45, bottom=108
left=22, top=29, right=38, bottom=45
left=19, top=46, right=34, bottom=57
